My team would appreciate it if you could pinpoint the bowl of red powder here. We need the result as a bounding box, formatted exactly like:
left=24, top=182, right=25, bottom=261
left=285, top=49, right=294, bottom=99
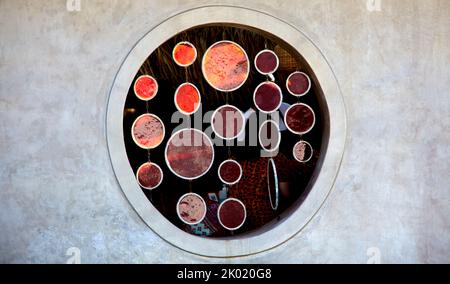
left=217, top=198, right=247, bottom=231
left=254, top=49, right=279, bottom=75
left=136, top=162, right=163, bottom=190
left=284, top=103, right=316, bottom=135
left=172, top=41, right=197, bottom=67
left=134, top=75, right=159, bottom=101
left=286, top=71, right=311, bottom=97
left=131, top=114, right=165, bottom=149
left=253, top=81, right=283, bottom=113
left=176, top=193, right=207, bottom=225
left=293, top=140, right=313, bottom=163
left=202, top=40, right=250, bottom=92
left=174, top=83, right=201, bottom=115
left=165, top=128, right=215, bottom=180
left=218, top=160, right=242, bottom=186
left=211, top=105, right=245, bottom=140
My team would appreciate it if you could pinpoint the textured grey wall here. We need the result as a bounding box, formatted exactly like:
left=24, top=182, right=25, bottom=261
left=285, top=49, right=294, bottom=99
left=0, top=0, right=449, bottom=264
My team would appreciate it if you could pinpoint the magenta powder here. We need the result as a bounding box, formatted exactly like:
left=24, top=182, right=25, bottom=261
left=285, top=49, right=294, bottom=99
left=219, top=200, right=246, bottom=230
left=255, top=51, right=278, bottom=74
left=219, top=160, right=241, bottom=184
left=137, top=163, right=162, bottom=189
left=254, top=82, right=282, bottom=113
left=285, top=104, right=315, bottom=134
left=287, top=72, right=310, bottom=96
left=212, top=106, right=244, bottom=139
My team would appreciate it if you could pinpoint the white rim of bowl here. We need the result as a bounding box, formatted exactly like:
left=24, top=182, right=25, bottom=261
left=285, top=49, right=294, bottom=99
left=293, top=140, right=314, bottom=163
left=131, top=113, right=166, bottom=150
left=201, top=40, right=250, bottom=92
left=267, top=158, right=279, bottom=211
left=217, top=198, right=247, bottom=231
left=254, top=49, right=280, bottom=75
left=284, top=103, right=316, bottom=135
left=258, top=119, right=282, bottom=153
left=253, top=81, right=283, bottom=114
left=176, top=192, right=207, bottom=226
left=172, top=41, right=198, bottom=67
left=133, top=75, right=159, bottom=101
left=211, top=104, right=246, bottom=141
left=286, top=71, right=311, bottom=97
left=174, top=82, right=202, bottom=116
left=218, top=159, right=243, bottom=186
left=164, top=128, right=215, bottom=181
left=136, top=162, right=164, bottom=190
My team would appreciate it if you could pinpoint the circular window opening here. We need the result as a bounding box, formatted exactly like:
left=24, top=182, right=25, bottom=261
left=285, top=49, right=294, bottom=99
left=107, top=6, right=346, bottom=257
left=123, top=23, right=326, bottom=238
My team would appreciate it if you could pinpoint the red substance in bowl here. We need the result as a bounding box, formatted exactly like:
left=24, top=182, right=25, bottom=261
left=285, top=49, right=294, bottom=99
left=287, top=72, right=311, bottom=96
left=255, top=50, right=278, bottom=74
left=212, top=105, right=244, bottom=139
left=293, top=141, right=313, bottom=163
left=254, top=82, right=282, bottom=113
left=202, top=41, right=249, bottom=92
left=219, top=160, right=242, bottom=185
left=132, top=114, right=165, bottom=149
left=218, top=199, right=246, bottom=230
left=134, top=76, right=158, bottom=101
left=165, top=129, right=214, bottom=180
left=173, top=42, right=197, bottom=67
left=177, top=194, right=206, bottom=224
left=175, top=83, right=201, bottom=115
left=285, top=104, right=315, bottom=135
left=137, top=163, right=162, bottom=189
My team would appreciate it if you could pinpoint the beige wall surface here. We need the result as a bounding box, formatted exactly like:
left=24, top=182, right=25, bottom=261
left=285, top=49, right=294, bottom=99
left=0, top=0, right=449, bottom=263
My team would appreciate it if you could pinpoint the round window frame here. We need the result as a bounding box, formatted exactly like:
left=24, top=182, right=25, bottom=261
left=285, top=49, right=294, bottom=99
left=106, top=5, right=347, bottom=258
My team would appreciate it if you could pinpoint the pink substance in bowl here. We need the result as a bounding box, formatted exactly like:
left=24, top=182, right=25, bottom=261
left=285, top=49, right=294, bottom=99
left=293, top=141, right=313, bottom=163
left=165, top=129, right=214, bottom=180
left=132, top=114, right=165, bottom=149
left=202, top=41, right=249, bottom=92
left=177, top=193, right=206, bottom=225
left=211, top=105, right=245, bottom=140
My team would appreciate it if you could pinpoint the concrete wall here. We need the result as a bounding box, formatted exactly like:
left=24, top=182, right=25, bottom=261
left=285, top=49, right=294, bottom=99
left=0, top=0, right=449, bottom=264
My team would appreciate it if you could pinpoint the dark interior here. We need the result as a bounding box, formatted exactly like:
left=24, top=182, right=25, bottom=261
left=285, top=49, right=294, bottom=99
left=123, top=24, right=327, bottom=238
